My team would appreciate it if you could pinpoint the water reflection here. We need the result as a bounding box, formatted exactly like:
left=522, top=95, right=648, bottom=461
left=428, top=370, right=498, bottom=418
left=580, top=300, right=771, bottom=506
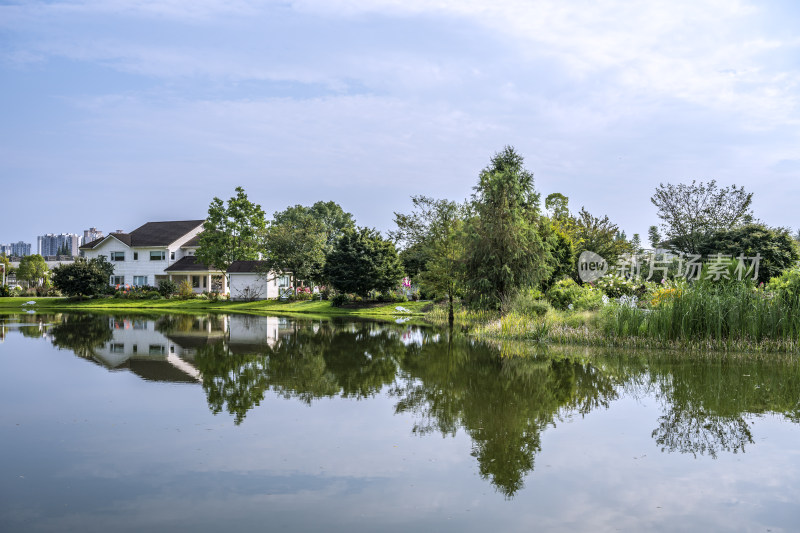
left=2, top=312, right=799, bottom=497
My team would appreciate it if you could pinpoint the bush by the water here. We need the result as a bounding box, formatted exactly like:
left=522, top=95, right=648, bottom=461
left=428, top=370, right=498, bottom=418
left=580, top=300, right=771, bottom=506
left=504, top=288, right=551, bottom=317
left=547, top=278, right=604, bottom=311
left=767, top=268, right=800, bottom=306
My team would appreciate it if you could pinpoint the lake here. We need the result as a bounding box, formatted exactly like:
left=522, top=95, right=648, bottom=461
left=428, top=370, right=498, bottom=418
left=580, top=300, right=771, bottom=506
left=1, top=312, right=799, bottom=532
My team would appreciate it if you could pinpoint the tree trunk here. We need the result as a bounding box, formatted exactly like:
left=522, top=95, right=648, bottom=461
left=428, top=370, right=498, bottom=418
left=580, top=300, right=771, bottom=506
left=448, top=292, right=454, bottom=326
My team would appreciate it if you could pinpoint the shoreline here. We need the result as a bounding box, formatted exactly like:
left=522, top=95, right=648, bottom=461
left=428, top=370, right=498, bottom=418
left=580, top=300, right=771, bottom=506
left=3, top=297, right=800, bottom=354
left=0, top=296, right=430, bottom=319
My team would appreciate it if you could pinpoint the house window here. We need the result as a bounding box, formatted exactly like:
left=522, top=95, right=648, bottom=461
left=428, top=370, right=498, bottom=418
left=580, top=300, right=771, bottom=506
left=150, top=251, right=165, bottom=261
left=133, top=276, right=148, bottom=287
left=110, top=251, right=125, bottom=261
left=278, top=275, right=291, bottom=287
left=192, top=275, right=200, bottom=288
left=133, top=252, right=138, bottom=260
left=110, top=275, right=124, bottom=286
left=109, top=343, right=125, bottom=353
left=170, top=251, right=175, bottom=260
left=148, top=344, right=165, bottom=355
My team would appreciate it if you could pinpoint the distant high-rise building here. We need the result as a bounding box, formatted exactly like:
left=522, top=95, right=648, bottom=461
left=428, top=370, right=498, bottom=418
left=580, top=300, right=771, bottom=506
left=0, top=241, right=31, bottom=257
left=11, top=241, right=31, bottom=257
left=37, top=233, right=80, bottom=257
left=82, top=227, right=104, bottom=246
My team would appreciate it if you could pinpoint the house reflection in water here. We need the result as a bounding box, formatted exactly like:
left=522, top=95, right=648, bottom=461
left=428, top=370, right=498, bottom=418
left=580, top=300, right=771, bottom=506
left=87, top=315, right=295, bottom=383
left=92, top=317, right=207, bottom=383
left=226, top=314, right=295, bottom=353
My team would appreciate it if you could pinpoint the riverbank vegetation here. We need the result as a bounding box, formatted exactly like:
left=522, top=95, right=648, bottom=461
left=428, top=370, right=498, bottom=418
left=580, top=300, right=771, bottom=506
left=4, top=146, right=800, bottom=352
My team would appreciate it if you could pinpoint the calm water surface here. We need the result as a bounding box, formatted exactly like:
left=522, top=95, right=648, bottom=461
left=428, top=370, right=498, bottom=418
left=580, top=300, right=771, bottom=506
left=1, top=312, right=799, bottom=532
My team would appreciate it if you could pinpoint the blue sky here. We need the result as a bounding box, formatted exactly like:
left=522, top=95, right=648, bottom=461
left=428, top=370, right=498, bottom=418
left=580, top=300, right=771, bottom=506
left=2, top=0, right=799, bottom=247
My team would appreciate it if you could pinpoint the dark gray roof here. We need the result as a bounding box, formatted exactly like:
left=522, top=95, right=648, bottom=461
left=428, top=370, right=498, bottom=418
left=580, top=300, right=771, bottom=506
left=80, top=236, right=108, bottom=250
left=181, top=234, right=202, bottom=248
left=228, top=260, right=270, bottom=273
left=128, top=220, right=204, bottom=246
left=164, top=256, right=215, bottom=272
left=79, top=220, right=204, bottom=250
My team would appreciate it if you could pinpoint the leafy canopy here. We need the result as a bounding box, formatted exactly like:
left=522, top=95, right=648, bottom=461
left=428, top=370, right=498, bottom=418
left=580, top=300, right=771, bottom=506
left=392, top=195, right=467, bottom=318
left=695, top=223, right=799, bottom=284
left=324, top=227, right=403, bottom=297
left=262, top=201, right=355, bottom=288
left=651, top=180, right=753, bottom=254
left=307, top=201, right=356, bottom=250
left=196, top=186, right=267, bottom=272
left=17, top=254, right=49, bottom=286
left=263, top=205, right=327, bottom=287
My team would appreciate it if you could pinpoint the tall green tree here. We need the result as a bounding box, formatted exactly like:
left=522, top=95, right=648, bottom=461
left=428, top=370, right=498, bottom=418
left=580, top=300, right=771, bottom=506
left=573, top=207, right=632, bottom=263
left=648, top=225, right=662, bottom=249
left=465, top=146, right=552, bottom=308
left=196, top=186, right=267, bottom=274
left=651, top=180, right=753, bottom=254
left=392, top=195, right=467, bottom=322
left=631, top=233, right=643, bottom=254
left=543, top=224, right=576, bottom=288
left=17, top=254, right=49, bottom=287
left=262, top=205, right=327, bottom=291
left=545, top=192, right=570, bottom=222
left=308, top=201, right=356, bottom=250
left=51, top=256, right=114, bottom=297
left=324, top=227, right=403, bottom=297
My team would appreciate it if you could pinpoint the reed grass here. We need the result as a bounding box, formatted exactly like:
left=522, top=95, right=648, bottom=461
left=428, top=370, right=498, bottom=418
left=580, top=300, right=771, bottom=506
left=600, top=282, right=800, bottom=352
left=431, top=284, right=800, bottom=353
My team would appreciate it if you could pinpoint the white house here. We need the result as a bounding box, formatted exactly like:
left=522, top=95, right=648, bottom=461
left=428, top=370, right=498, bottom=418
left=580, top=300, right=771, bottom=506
left=79, top=220, right=227, bottom=294
left=227, top=260, right=291, bottom=300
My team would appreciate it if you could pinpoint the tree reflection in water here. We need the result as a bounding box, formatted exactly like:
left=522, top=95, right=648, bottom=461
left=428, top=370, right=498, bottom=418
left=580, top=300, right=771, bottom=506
left=13, top=312, right=800, bottom=497
left=49, top=313, right=113, bottom=357
left=394, top=336, right=619, bottom=497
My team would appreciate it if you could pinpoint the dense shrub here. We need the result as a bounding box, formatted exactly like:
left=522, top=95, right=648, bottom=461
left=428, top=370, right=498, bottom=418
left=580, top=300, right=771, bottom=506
left=0, top=285, right=10, bottom=297
left=290, top=287, right=314, bottom=301
left=767, top=268, right=800, bottom=306
left=574, top=286, right=605, bottom=311
left=177, top=280, right=194, bottom=299
left=331, top=293, right=349, bottom=307
left=547, top=278, right=605, bottom=311
left=157, top=279, right=178, bottom=298
left=547, top=279, right=581, bottom=310
left=377, top=291, right=408, bottom=303
left=594, top=275, right=639, bottom=298
left=503, top=288, right=549, bottom=316
left=209, top=292, right=227, bottom=302
left=51, top=256, right=114, bottom=297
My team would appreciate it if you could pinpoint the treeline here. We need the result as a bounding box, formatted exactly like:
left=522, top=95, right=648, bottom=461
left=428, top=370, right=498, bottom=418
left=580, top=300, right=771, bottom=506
left=194, top=145, right=800, bottom=318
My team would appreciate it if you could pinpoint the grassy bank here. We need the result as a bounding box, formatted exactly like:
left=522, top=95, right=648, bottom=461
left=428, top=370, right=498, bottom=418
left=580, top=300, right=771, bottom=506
left=458, top=282, right=800, bottom=353
left=0, top=296, right=430, bottom=319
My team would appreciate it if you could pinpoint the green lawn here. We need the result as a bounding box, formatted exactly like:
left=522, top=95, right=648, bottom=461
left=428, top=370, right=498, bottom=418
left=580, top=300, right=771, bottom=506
left=0, top=296, right=429, bottom=318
